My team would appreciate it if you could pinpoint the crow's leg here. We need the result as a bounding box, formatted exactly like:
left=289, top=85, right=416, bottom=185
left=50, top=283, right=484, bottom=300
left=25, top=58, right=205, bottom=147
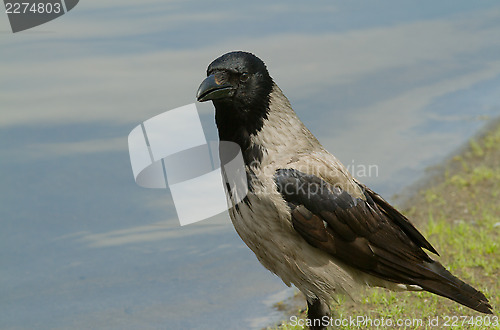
left=306, top=297, right=330, bottom=330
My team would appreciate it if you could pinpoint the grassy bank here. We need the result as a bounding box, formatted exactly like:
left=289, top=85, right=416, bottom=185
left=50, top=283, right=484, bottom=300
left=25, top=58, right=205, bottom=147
left=271, top=120, right=500, bottom=329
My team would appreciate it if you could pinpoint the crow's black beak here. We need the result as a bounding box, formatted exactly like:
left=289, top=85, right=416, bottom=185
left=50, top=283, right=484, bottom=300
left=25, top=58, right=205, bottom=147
left=196, top=74, right=235, bottom=102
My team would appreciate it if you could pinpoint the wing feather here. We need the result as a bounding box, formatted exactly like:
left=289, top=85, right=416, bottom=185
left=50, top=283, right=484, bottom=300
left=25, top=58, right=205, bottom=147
left=274, top=168, right=492, bottom=314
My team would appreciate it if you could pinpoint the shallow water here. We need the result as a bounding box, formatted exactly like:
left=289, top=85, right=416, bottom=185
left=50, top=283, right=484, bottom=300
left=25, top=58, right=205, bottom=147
left=2, top=1, right=500, bottom=329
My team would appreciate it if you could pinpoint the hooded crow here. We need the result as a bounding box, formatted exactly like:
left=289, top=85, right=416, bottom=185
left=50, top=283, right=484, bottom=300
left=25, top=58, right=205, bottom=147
left=196, top=51, right=493, bottom=329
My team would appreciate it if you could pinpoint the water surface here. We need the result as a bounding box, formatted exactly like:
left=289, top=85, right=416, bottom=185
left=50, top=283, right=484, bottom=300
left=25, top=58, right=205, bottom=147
left=2, top=1, right=500, bottom=329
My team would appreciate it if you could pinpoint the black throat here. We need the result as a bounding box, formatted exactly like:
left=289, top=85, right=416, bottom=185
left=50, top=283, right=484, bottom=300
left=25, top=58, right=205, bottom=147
left=213, top=86, right=272, bottom=165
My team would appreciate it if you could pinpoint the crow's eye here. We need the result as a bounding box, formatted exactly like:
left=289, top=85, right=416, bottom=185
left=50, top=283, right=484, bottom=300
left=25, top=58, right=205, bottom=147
left=240, top=73, right=249, bottom=82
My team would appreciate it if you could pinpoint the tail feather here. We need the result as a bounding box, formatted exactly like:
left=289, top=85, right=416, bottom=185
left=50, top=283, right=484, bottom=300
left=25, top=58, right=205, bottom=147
left=415, top=261, right=493, bottom=314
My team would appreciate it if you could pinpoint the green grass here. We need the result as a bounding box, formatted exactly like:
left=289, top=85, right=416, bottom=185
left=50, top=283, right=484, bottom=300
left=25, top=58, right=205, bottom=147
left=271, top=121, right=500, bottom=329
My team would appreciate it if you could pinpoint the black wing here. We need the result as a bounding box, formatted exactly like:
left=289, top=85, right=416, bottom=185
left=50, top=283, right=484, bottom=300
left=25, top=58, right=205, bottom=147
left=274, top=168, right=492, bottom=314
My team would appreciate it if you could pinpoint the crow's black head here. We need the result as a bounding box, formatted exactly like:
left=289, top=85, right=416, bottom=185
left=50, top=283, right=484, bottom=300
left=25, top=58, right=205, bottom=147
left=197, top=51, right=273, bottom=106
left=196, top=51, right=274, bottom=142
